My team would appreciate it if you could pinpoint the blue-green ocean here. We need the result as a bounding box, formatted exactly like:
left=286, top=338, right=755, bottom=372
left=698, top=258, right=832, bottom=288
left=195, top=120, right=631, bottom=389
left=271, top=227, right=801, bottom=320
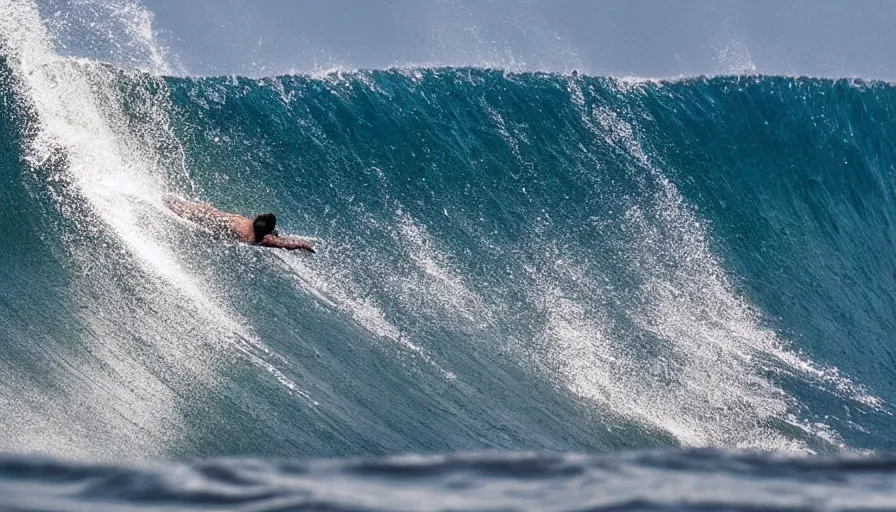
left=3, top=3, right=896, bottom=510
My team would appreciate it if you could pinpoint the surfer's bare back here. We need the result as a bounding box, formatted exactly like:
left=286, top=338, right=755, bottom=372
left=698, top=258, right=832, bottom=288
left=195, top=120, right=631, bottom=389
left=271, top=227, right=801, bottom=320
left=163, top=196, right=315, bottom=253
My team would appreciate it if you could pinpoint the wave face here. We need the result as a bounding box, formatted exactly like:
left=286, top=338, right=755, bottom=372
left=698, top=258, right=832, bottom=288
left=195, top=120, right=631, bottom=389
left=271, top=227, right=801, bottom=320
left=2, top=2, right=896, bottom=467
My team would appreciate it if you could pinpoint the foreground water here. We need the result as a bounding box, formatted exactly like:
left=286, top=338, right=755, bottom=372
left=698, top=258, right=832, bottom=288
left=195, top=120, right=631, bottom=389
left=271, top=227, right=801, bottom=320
left=3, top=450, right=896, bottom=511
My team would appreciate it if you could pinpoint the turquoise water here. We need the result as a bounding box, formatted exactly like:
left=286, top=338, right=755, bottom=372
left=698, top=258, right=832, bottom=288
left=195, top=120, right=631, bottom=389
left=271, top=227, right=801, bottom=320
left=2, top=3, right=896, bottom=507
left=2, top=62, right=893, bottom=458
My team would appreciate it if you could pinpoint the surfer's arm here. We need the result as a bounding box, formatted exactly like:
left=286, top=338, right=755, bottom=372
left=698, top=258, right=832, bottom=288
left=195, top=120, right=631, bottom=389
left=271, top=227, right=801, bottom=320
left=259, top=236, right=316, bottom=253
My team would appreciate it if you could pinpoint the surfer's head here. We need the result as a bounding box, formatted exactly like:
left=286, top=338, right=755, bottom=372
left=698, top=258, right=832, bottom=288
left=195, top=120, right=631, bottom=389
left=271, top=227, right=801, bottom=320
left=252, top=213, right=277, bottom=242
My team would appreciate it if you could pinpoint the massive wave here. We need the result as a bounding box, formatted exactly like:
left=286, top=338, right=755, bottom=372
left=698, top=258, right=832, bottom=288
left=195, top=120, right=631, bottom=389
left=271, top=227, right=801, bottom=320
left=0, top=1, right=893, bottom=467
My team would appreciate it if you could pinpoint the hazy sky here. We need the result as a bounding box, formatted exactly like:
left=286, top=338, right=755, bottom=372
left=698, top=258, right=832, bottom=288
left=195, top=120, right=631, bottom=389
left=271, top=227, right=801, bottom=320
left=63, top=0, right=896, bottom=79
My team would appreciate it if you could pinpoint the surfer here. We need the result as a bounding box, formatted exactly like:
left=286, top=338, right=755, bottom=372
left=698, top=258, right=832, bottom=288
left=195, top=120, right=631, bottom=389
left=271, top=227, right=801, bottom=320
left=163, top=196, right=316, bottom=253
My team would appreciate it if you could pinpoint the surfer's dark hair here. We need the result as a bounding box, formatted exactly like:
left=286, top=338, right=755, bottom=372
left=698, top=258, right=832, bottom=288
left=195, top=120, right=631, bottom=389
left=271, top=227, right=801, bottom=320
left=252, top=213, right=277, bottom=242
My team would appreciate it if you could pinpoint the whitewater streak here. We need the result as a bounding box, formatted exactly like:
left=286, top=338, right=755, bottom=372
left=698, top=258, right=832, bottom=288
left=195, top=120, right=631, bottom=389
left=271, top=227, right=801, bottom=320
left=549, top=78, right=878, bottom=449
left=0, top=0, right=314, bottom=458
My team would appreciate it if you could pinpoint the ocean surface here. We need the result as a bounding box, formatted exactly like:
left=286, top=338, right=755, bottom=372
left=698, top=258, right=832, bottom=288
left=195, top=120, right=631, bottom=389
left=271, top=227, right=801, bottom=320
left=2, top=1, right=896, bottom=510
